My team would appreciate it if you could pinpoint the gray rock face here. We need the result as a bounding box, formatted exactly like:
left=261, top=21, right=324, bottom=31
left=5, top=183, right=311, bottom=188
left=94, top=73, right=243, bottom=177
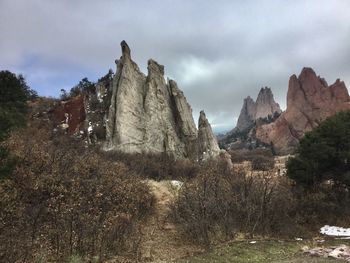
left=104, top=41, right=204, bottom=159
left=255, top=87, right=282, bottom=119
left=236, top=96, right=256, bottom=132
left=198, top=111, right=220, bottom=161
left=236, top=87, right=281, bottom=132
left=105, top=41, right=147, bottom=153
left=55, top=41, right=220, bottom=161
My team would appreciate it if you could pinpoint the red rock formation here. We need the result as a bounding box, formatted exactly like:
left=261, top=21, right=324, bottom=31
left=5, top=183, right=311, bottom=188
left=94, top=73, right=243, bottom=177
left=256, top=68, right=350, bottom=154
left=51, top=95, right=85, bottom=135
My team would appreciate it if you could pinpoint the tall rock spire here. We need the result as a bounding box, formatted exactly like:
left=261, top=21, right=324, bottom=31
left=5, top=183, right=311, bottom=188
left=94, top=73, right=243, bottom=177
left=197, top=111, right=220, bottom=161
left=235, top=87, right=281, bottom=132
left=104, top=41, right=210, bottom=160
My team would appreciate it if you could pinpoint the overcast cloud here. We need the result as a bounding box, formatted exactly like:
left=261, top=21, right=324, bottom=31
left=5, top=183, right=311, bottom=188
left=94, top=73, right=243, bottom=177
left=1, top=0, right=349, bottom=132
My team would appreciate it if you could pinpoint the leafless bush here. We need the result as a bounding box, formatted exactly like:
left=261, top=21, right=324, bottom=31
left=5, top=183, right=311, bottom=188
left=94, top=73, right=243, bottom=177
left=170, top=160, right=297, bottom=246
left=0, top=123, right=154, bottom=262
left=103, top=151, right=200, bottom=181
left=229, top=149, right=275, bottom=171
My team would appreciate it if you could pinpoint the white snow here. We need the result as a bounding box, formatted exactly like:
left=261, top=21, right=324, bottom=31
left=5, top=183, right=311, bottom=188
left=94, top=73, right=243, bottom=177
left=170, top=180, right=183, bottom=189
left=320, top=225, right=350, bottom=237
left=88, top=122, right=93, bottom=134
left=97, top=91, right=103, bottom=103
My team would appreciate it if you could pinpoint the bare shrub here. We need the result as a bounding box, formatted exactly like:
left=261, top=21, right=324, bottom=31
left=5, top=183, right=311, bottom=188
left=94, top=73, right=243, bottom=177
left=103, top=151, right=200, bottom=181
left=0, top=123, right=154, bottom=262
left=229, top=149, right=275, bottom=171
left=170, top=160, right=296, bottom=246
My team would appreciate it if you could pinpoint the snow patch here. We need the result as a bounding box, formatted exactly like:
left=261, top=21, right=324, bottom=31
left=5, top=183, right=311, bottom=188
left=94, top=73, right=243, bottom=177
left=320, top=225, right=350, bottom=237
left=170, top=180, right=183, bottom=189
left=88, top=122, right=93, bottom=134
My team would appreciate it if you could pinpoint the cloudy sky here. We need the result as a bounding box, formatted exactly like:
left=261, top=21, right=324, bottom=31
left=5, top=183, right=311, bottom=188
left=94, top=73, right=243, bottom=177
left=1, top=0, right=349, bottom=132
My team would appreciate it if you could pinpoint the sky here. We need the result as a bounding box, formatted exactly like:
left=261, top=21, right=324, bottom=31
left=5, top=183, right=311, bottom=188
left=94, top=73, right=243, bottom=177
left=1, top=0, right=350, bottom=132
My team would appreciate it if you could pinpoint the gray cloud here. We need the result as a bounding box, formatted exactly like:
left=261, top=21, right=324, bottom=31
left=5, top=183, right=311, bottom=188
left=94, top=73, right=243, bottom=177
left=1, top=0, right=349, bottom=132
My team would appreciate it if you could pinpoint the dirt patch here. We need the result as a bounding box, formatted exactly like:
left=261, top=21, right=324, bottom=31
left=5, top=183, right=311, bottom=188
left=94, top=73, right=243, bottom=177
left=138, top=180, right=203, bottom=262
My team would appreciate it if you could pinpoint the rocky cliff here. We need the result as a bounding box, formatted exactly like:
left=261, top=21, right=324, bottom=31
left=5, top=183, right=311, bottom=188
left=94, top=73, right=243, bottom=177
left=197, top=111, right=221, bottom=161
left=51, top=95, right=85, bottom=135
left=104, top=41, right=199, bottom=159
left=256, top=67, right=350, bottom=154
left=51, top=41, right=220, bottom=160
left=236, top=87, right=281, bottom=132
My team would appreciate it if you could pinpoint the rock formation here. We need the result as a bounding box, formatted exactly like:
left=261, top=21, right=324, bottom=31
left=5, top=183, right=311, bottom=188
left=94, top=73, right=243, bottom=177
left=236, top=87, right=281, bottom=132
left=197, top=111, right=221, bottom=161
left=84, top=72, right=113, bottom=143
left=256, top=67, right=350, bottom=154
left=255, top=87, right=282, bottom=119
left=51, top=95, right=85, bottom=135
left=105, top=41, right=199, bottom=159
left=235, top=96, right=256, bottom=132
left=51, top=40, right=220, bottom=161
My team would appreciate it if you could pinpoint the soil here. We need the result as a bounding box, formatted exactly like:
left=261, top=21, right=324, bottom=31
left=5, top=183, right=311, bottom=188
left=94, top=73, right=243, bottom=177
left=138, top=180, right=203, bottom=263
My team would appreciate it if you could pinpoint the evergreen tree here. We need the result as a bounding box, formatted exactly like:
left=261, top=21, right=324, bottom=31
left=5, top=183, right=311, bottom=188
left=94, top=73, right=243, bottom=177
left=287, top=111, right=350, bottom=189
left=0, top=70, right=36, bottom=179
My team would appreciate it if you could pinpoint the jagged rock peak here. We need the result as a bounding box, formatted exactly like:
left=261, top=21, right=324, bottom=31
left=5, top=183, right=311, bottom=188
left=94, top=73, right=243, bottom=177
left=235, top=96, right=256, bottom=131
left=256, top=67, right=350, bottom=154
left=255, top=86, right=281, bottom=119
left=104, top=41, right=203, bottom=159
left=148, top=59, right=165, bottom=76
left=235, top=87, right=281, bottom=131
left=120, top=40, right=131, bottom=59
left=198, top=110, right=220, bottom=161
left=198, top=110, right=209, bottom=128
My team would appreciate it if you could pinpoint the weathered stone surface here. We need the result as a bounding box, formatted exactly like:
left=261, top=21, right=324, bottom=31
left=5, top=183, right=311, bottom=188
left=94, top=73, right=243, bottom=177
left=255, top=87, right=282, bottom=119
left=51, top=95, right=85, bottom=135
left=256, top=67, right=350, bottom=154
left=198, top=111, right=220, bottom=161
left=84, top=72, right=113, bottom=144
left=105, top=41, right=202, bottom=159
left=303, top=245, right=350, bottom=261
left=236, top=96, right=256, bottom=132
left=168, top=80, right=198, bottom=159
left=50, top=41, right=220, bottom=161
left=235, top=87, right=281, bottom=132
left=105, top=41, right=147, bottom=153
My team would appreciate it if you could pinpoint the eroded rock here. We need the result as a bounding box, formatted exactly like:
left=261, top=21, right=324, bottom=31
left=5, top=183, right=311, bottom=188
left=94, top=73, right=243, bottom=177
left=256, top=68, right=350, bottom=154
left=198, top=111, right=221, bottom=161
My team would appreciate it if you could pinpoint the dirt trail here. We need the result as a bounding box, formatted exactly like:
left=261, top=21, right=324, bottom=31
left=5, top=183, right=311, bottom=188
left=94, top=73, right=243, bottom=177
left=139, top=180, right=202, bottom=263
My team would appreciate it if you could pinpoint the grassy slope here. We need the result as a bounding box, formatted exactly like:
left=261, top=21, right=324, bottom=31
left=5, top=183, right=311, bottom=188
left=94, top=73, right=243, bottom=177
left=176, top=240, right=350, bottom=263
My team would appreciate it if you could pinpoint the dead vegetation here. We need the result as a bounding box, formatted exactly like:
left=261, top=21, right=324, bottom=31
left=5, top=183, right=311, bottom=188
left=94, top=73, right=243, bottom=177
left=0, top=122, right=154, bottom=262
left=170, top=160, right=297, bottom=247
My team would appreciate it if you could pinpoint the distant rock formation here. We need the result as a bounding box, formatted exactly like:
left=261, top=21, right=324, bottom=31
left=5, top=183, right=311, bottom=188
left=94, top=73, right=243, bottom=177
left=51, top=41, right=220, bottom=161
left=236, top=87, right=281, bottom=132
left=221, top=68, right=350, bottom=154
left=197, top=111, right=221, bottom=161
left=219, top=87, right=281, bottom=150
left=256, top=67, right=350, bottom=154
left=235, top=96, right=256, bottom=132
